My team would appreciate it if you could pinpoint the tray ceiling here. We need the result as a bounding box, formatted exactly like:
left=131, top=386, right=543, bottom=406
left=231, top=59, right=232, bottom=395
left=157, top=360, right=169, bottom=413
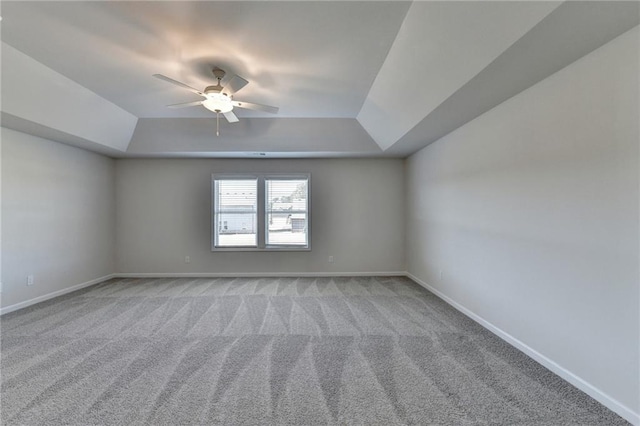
left=1, top=1, right=637, bottom=158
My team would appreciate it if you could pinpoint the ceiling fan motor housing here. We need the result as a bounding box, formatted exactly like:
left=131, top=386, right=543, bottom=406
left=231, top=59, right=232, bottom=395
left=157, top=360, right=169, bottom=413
left=204, top=84, right=223, bottom=95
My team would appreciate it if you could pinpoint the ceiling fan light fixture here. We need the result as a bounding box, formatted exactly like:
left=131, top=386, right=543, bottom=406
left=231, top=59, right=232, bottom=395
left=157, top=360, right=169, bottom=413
left=202, top=93, right=233, bottom=113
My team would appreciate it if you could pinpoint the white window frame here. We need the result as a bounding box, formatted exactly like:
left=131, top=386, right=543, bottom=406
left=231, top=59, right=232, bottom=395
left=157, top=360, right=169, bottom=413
left=211, top=173, right=311, bottom=251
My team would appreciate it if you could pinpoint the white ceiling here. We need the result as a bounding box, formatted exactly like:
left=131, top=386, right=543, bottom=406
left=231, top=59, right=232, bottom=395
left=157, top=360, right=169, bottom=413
left=1, top=1, right=638, bottom=158
left=1, top=1, right=410, bottom=119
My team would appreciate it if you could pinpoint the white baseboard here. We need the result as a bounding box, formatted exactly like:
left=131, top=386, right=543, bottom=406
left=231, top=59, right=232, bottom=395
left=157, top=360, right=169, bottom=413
left=406, top=272, right=639, bottom=426
left=0, top=274, right=115, bottom=316
left=114, top=271, right=406, bottom=278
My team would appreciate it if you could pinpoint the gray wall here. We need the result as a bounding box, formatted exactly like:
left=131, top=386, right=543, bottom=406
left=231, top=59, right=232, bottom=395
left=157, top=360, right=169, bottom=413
left=405, top=27, right=638, bottom=416
left=1, top=128, right=116, bottom=309
left=116, top=158, right=405, bottom=275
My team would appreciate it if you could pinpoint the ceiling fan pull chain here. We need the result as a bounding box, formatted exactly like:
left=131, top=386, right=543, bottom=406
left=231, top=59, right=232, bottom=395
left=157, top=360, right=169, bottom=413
left=216, top=112, right=220, bottom=137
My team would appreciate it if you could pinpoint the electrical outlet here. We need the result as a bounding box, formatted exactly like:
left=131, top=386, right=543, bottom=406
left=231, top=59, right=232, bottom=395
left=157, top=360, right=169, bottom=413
left=328, top=255, right=334, bottom=263
left=27, top=275, right=34, bottom=286
left=185, top=256, right=191, bottom=264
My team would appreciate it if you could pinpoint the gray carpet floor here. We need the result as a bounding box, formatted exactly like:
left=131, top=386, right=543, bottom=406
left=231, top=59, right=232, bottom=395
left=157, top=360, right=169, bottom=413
left=0, top=276, right=628, bottom=425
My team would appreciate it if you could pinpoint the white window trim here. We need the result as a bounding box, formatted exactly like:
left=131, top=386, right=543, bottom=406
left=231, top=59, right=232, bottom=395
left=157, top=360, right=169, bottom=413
left=211, top=173, right=311, bottom=252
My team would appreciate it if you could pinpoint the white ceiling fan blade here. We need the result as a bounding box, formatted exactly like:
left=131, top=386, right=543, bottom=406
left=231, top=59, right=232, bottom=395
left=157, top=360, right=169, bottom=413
left=153, top=74, right=205, bottom=97
left=223, top=111, right=239, bottom=123
left=167, top=100, right=203, bottom=109
left=221, top=75, right=249, bottom=96
left=232, top=100, right=279, bottom=114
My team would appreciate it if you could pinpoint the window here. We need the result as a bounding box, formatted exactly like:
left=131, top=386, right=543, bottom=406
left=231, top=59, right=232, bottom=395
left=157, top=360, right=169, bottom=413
left=212, top=174, right=310, bottom=250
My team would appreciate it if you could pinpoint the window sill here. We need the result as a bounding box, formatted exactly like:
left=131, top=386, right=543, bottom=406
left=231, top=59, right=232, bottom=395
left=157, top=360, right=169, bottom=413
left=211, top=246, right=311, bottom=252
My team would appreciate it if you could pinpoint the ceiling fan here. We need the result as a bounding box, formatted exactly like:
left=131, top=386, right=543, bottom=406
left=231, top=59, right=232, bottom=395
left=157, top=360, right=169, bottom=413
left=153, top=67, right=279, bottom=136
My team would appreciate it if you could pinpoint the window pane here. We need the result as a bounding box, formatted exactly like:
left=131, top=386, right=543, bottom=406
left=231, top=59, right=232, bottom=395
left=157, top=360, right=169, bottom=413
left=216, top=212, right=257, bottom=246
left=266, top=179, right=308, bottom=247
left=266, top=180, right=308, bottom=212
left=215, top=179, right=257, bottom=247
left=267, top=213, right=308, bottom=246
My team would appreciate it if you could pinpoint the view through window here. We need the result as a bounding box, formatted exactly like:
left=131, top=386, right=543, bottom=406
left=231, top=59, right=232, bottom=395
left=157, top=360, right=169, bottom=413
left=212, top=174, right=310, bottom=250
